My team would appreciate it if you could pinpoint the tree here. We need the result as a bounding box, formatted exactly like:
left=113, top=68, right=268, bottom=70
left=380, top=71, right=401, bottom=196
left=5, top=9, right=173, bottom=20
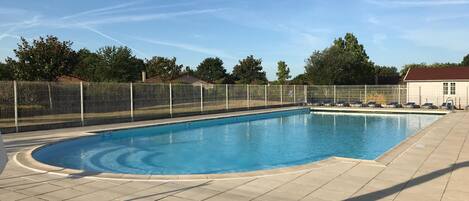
left=290, top=74, right=309, bottom=85
left=0, top=62, right=14, bottom=80
left=196, top=57, right=227, bottom=83
left=73, top=48, right=101, bottom=81
left=276, top=61, right=291, bottom=84
left=6, top=36, right=79, bottom=81
left=182, top=66, right=195, bottom=76
left=93, top=46, right=144, bottom=82
left=304, top=33, right=375, bottom=85
left=145, top=56, right=182, bottom=81
left=462, top=54, right=469, bottom=66
left=232, top=55, right=268, bottom=84
left=374, top=65, right=399, bottom=84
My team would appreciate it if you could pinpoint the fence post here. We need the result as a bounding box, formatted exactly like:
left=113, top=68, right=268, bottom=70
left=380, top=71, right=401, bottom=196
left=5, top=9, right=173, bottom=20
left=130, top=83, right=134, bottom=121
left=465, top=86, right=469, bottom=108
left=304, top=85, right=307, bottom=104
left=80, top=82, right=84, bottom=126
left=247, top=84, right=250, bottom=109
left=419, top=86, right=422, bottom=105
left=293, top=85, right=296, bottom=104
left=225, top=84, right=229, bottom=110
left=47, top=83, right=53, bottom=109
left=397, top=85, right=401, bottom=104
left=364, top=85, right=367, bottom=103
left=280, top=85, right=283, bottom=105
left=200, top=83, right=203, bottom=113
left=13, top=81, right=18, bottom=132
left=169, top=83, right=173, bottom=117
left=265, top=85, right=268, bottom=107
left=334, top=85, right=337, bottom=104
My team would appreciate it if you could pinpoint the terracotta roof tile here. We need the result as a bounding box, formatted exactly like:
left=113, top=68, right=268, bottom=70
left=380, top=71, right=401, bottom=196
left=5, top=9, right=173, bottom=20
left=404, top=67, right=469, bottom=81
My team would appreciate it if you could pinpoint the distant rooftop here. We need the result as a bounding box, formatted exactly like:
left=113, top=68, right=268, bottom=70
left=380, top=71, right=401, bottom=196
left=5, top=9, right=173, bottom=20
left=404, top=67, right=469, bottom=81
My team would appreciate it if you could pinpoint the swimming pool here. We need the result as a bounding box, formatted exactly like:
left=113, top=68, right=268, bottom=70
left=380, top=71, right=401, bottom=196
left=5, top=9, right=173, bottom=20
left=32, top=109, right=441, bottom=175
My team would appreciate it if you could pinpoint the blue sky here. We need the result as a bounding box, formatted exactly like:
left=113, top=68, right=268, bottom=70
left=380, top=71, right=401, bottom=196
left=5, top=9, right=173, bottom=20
left=0, top=0, right=468, bottom=80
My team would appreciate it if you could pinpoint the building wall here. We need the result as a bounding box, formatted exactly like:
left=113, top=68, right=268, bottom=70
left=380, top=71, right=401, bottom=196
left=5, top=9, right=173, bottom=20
left=407, top=81, right=469, bottom=108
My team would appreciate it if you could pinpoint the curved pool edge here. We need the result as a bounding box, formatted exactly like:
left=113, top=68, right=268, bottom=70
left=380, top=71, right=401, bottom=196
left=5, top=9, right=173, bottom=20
left=15, top=146, right=382, bottom=181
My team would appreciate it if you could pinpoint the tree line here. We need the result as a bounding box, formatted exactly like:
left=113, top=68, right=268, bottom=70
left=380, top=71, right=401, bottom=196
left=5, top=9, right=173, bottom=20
left=1, top=34, right=468, bottom=85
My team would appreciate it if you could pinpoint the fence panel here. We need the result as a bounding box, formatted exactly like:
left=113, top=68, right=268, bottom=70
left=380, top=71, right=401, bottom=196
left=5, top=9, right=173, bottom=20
left=335, top=85, right=366, bottom=103
left=295, top=85, right=306, bottom=104
left=406, top=84, right=446, bottom=106
left=282, top=85, right=295, bottom=104
left=83, top=82, right=131, bottom=124
left=307, top=85, right=334, bottom=103
left=203, top=84, right=226, bottom=112
left=16, top=82, right=81, bottom=131
left=0, top=81, right=15, bottom=133
left=228, top=84, right=247, bottom=110
left=172, top=84, right=200, bottom=115
left=267, top=85, right=281, bottom=106
left=366, top=85, right=400, bottom=104
left=133, top=83, right=170, bottom=120
left=249, top=85, right=265, bottom=108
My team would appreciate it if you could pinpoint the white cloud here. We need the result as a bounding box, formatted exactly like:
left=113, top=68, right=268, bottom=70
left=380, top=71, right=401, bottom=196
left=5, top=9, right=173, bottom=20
left=366, top=0, right=469, bottom=7
left=84, top=27, right=147, bottom=57
left=0, top=7, right=27, bottom=15
left=133, top=37, right=236, bottom=59
left=75, top=9, right=223, bottom=26
left=372, top=33, right=388, bottom=44
left=0, top=33, right=21, bottom=41
left=401, top=29, right=469, bottom=52
left=61, top=1, right=140, bottom=19
left=368, top=17, right=380, bottom=25
left=426, top=14, right=469, bottom=21
left=83, top=3, right=196, bottom=17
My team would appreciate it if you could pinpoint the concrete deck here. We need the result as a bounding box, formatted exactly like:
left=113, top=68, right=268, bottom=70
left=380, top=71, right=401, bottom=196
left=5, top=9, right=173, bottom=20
left=1, top=108, right=469, bottom=200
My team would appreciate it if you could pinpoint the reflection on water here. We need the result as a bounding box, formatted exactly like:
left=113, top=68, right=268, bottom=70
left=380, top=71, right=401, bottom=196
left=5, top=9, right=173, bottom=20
left=33, top=110, right=441, bottom=175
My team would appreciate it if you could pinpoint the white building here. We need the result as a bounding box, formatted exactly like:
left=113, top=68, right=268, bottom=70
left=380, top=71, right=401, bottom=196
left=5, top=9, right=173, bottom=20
left=403, top=67, right=469, bottom=109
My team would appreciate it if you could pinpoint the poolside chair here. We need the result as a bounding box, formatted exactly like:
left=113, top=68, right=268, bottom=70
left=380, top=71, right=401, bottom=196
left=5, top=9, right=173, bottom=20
left=421, top=103, right=437, bottom=109
left=311, top=102, right=324, bottom=106
left=336, top=101, right=349, bottom=107
left=323, top=101, right=335, bottom=107
left=440, top=103, right=454, bottom=110
left=404, top=102, right=419, bottom=108
left=441, top=102, right=455, bottom=110
left=367, top=101, right=381, bottom=108
left=383, top=102, right=401, bottom=108
left=350, top=101, right=363, bottom=107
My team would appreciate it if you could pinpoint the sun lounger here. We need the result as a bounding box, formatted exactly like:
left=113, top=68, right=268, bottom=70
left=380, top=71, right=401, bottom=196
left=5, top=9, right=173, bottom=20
left=404, top=102, right=419, bottom=108
left=336, top=101, right=349, bottom=107
left=350, top=101, right=363, bottom=107
left=383, top=102, right=400, bottom=108
left=421, top=103, right=437, bottom=109
left=367, top=101, right=381, bottom=108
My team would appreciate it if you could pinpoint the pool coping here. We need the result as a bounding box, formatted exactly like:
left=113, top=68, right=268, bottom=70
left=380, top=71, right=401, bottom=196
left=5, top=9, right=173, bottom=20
left=13, top=106, right=450, bottom=181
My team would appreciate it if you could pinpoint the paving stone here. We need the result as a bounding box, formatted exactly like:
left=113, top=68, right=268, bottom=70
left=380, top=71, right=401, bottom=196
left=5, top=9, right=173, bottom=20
left=37, top=188, right=88, bottom=200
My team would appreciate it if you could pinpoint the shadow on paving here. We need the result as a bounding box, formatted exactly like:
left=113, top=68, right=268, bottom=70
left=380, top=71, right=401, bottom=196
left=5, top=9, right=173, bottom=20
left=126, top=182, right=211, bottom=201
left=346, top=161, right=469, bottom=201
left=0, top=169, right=101, bottom=189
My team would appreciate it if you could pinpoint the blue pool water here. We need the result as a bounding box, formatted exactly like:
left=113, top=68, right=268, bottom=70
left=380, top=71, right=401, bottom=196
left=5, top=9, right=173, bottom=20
left=33, top=109, right=441, bottom=175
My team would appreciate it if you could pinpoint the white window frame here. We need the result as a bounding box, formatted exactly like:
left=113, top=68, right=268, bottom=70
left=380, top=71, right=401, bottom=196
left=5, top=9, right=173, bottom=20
left=450, top=82, right=456, bottom=95
left=443, top=83, right=449, bottom=95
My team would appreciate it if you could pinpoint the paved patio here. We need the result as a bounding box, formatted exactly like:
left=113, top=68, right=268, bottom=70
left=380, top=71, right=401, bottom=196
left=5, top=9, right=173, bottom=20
left=1, top=108, right=469, bottom=201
